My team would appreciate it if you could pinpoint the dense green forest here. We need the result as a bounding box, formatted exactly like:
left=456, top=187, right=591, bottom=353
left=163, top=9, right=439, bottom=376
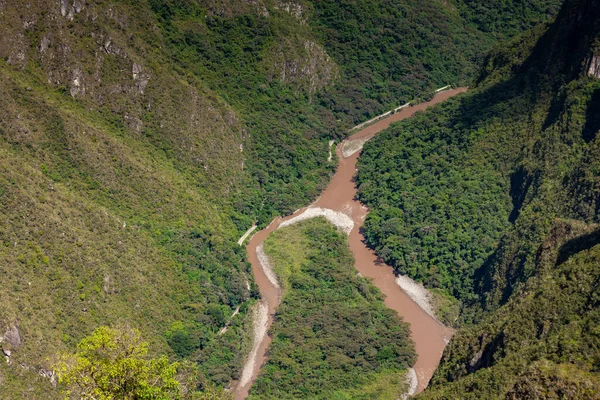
left=357, top=0, right=600, bottom=396
left=148, top=0, right=564, bottom=220
left=453, top=0, right=560, bottom=40
left=249, top=218, right=415, bottom=399
left=357, top=100, right=513, bottom=306
left=308, top=0, right=561, bottom=123
left=0, top=0, right=569, bottom=397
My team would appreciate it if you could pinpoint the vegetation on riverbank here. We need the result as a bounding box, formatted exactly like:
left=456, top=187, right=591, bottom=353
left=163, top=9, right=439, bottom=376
left=305, top=0, right=561, bottom=124
left=249, top=218, right=415, bottom=399
left=357, top=0, right=600, bottom=396
left=55, top=325, right=233, bottom=399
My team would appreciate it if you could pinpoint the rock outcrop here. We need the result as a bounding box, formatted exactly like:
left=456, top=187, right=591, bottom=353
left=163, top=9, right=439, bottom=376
left=588, top=54, right=600, bottom=78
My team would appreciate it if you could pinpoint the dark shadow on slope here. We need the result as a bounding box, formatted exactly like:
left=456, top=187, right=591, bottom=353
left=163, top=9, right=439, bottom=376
left=508, top=166, right=534, bottom=223
left=556, top=228, right=600, bottom=265
left=467, top=331, right=506, bottom=373
left=471, top=235, right=530, bottom=314
left=455, top=0, right=600, bottom=316
left=582, top=89, right=600, bottom=143
left=454, top=0, right=600, bottom=132
left=541, top=89, right=568, bottom=131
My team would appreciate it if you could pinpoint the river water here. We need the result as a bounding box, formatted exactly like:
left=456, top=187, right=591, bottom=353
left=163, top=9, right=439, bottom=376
left=235, top=88, right=467, bottom=399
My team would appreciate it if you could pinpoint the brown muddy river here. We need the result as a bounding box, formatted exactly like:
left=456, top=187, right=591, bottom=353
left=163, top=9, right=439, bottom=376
left=235, top=88, right=467, bottom=399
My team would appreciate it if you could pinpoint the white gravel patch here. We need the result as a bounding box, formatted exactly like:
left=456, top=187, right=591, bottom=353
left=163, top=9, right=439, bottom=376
left=328, top=140, right=335, bottom=162
left=217, top=305, right=241, bottom=336
left=395, top=275, right=436, bottom=319
left=278, top=207, right=354, bottom=234
left=238, top=224, right=257, bottom=245
left=341, top=138, right=369, bottom=158
left=238, top=300, right=269, bottom=389
left=257, top=243, right=280, bottom=289
left=401, top=368, right=418, bottom=399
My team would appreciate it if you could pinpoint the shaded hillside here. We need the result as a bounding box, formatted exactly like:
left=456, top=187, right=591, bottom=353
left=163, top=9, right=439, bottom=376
left=357, top=0, right=600, bottom=396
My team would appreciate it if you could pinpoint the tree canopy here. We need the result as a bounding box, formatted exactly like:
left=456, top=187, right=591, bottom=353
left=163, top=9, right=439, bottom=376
left=54, top=325, right=231, bottom=400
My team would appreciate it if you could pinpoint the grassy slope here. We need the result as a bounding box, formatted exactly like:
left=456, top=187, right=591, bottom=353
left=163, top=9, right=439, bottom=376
left=249, top=219, right=415, bottom=399
left=357, top=0, right=600, bottom=396
left=0, top=0, right=259, bottom=395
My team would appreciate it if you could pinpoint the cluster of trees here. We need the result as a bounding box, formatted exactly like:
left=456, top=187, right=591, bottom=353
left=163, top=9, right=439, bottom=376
left=55, top=325, right=232, bottom=400
left=357, top=99, right=512, bottom=304
left=148, top=0, right=564, bottom=222
left=425, top=222, right=600, bottom=398
left=149, top=0, right=339, bottom=223
left=250, top=219, right=415, bottom=399
left=453, top=0, right=561, bottom=39
left=307, top=0, right=562, bottom=124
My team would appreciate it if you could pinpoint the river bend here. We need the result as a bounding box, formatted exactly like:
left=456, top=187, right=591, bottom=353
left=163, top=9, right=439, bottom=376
left=234, top=88, right=467, bottom=399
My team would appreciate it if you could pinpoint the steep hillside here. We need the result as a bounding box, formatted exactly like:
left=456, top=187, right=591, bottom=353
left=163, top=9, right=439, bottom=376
left=357, top=0, right=600, bottom=396
left=306, top=0, right=562, bottom=123
left=0, top=1, right=258, bottom=395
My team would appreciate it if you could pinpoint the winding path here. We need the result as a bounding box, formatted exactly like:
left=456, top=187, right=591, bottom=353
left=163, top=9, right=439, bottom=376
left=234, top=88, right=467, bottom=399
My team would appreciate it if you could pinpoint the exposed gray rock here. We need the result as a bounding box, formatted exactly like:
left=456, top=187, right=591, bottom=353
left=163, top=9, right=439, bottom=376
left=59, top=0, right=69, bottom=17
left=246, top=0, right=269, bottom=17
left=588, top=54, right=600, bottom=78
left=132, top=63, right=150, bottom=94
left=132, top=63, right=142, bottom=79
left=39, top=36, right=50, bottom=53
left=124, top=113, right=143, bottom=132
left=268, top=39, right=338, bottom=97
left=70, top=67, right=85, bottom=97
left=4, top=323, right=21, bottom=349
left=39, top=369, right=58, bottom=387
left=103, top=38, right=126, bottom=57
left=73, top=0, right=84, bottom=13
left=274, top=1, right=305, bottom=22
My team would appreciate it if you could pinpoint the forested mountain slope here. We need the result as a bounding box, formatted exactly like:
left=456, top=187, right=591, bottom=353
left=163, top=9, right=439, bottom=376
left=0, top=0, right=563, bottom=397
left=357, top=0, right=600, bottom=396
left=308, top=0, right=560, bottom=123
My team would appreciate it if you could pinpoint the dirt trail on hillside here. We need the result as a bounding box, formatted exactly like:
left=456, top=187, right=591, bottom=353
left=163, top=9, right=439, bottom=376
left=233, top=88, right=467, bottom=399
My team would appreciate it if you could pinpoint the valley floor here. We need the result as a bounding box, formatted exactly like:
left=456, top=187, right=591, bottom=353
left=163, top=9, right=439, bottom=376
left=237, top=89, right=466, bottom=399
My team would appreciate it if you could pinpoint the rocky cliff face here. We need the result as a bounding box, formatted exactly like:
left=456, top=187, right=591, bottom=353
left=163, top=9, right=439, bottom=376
left=264, top=37, right=338, bottom=97
left=0, top=0, right=248, bottom=185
